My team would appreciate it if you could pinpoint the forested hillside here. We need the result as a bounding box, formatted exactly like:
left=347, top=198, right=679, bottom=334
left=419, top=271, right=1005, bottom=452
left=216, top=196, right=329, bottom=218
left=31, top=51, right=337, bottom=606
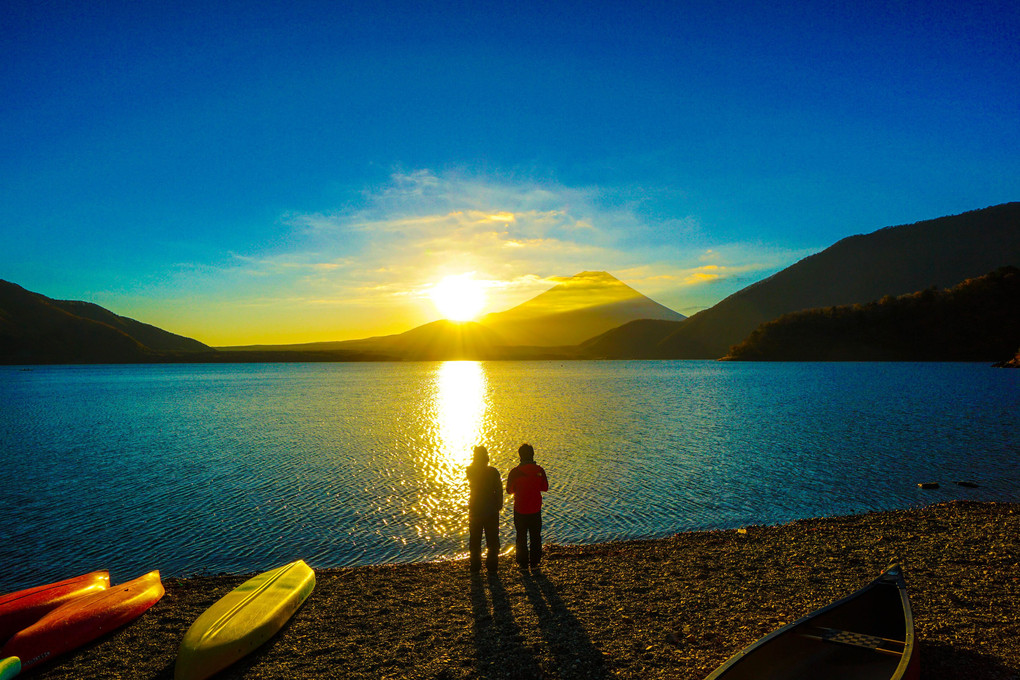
left=724, top=267, right=1020, bottom=361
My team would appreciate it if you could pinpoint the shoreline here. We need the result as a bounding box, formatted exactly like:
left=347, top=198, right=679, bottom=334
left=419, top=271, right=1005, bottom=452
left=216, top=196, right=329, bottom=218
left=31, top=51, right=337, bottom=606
left=27, top=501, right=1020, bottom=679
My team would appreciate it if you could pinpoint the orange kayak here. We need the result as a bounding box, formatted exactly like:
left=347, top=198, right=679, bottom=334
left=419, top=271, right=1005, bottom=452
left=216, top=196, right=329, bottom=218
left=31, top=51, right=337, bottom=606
left=0, top=571, right=110, bottom=644
left=0, top=571, right=164, bottom=672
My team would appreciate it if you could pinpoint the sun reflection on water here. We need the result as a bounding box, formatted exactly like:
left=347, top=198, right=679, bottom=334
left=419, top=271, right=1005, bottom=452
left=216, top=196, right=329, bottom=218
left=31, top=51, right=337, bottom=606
left=411, top=361, right=490, bottom=540
left=436, top=361, right=488, bottom=466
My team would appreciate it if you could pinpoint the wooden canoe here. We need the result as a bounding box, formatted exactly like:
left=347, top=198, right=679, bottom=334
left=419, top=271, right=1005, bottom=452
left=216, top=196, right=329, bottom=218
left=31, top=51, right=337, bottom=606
left=705, top=564, right=919, bottom=680
left=0, top=570, right=110, bottom=644
left=0, top=571, right=164, bottom=672
left=175, top=559, right=315, bottom=680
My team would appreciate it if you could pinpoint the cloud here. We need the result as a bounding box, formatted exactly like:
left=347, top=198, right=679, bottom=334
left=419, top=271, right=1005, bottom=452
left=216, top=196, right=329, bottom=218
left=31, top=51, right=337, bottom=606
left=211, top=169, right=817, bottom=336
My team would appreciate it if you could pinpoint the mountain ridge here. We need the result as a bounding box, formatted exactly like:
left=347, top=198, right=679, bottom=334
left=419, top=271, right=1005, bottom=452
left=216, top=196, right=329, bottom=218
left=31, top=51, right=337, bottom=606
left=218, top=270, right=686, bottom=358
left=478, top=270, right=685, bottom=346
left=5, top=203, right=1018, bottom=364
left=723, top=266, right=1020, bottom=361
left=655, top=202, right=1020, bottom=359
left=0, top=279, right=209, bottom=364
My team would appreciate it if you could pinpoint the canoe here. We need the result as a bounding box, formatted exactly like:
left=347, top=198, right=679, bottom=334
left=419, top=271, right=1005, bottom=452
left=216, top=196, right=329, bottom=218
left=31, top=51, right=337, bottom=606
left=175, top=560, right=315, bottom=680
left=0, top=570, right=110, bottom=644
left=0, top=571, right=164, bottom=672
left=0, top=657, right=20, bottom=680
left=705, top=564, right=919, bottom=680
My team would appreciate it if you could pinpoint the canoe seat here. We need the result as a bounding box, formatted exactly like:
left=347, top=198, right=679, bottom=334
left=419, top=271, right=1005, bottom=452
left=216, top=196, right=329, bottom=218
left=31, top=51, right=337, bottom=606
left=800, top=626, right=905, bottom=657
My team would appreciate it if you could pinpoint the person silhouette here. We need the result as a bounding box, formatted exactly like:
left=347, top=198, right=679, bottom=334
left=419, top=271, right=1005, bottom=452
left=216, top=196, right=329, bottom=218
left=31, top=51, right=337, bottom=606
left=506, top=443, right=548, bottom=572
left=466, top=445, right=503, bottom=573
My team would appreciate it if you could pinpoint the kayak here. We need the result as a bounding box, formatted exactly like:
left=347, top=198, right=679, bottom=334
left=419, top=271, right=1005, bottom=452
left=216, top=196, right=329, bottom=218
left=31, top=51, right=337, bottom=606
left=0, top=571, right=164, bottom=672
left=0, top=657, right=19, bottom=680
left=175, top=560, right=315, bottom=680
left=0, top=571, right=110, bottom=644
left=705, top=564, right=919, bottom=680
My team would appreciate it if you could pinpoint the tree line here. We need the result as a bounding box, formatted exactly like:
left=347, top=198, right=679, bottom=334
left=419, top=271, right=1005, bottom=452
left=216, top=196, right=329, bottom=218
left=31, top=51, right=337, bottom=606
left=724, top=266, right=1020, bottom=361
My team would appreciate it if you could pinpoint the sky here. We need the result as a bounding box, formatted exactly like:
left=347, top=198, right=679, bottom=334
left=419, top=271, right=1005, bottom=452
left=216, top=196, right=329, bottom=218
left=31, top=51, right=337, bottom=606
left=3, top=0, right=1018, bottom=345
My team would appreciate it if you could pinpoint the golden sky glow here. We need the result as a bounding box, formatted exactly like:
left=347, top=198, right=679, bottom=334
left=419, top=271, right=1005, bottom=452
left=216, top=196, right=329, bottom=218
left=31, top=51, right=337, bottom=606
left=7, top=4, right=1011, bottom=350
left=95, top=172, right=818, bottom=346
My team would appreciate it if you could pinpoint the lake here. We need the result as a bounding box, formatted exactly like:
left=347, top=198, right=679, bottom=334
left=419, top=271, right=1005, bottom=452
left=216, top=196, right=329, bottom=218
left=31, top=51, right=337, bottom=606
left=1, top=361, right=1017, bottom=592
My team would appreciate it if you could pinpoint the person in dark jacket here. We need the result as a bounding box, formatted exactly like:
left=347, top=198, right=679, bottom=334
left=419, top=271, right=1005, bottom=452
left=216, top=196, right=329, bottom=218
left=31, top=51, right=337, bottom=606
left=505, top=443, right=548, bottom=572
left=466, top=445, right=503, bottom=573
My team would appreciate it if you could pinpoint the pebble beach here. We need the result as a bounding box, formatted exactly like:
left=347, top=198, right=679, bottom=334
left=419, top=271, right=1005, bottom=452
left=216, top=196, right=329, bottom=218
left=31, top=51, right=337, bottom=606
left=24, top=501, right=1020, bottom=680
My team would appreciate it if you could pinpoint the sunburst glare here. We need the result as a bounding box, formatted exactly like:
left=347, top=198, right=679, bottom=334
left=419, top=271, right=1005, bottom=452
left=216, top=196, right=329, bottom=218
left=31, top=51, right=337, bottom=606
left=429, top=273, right=487, bottom=321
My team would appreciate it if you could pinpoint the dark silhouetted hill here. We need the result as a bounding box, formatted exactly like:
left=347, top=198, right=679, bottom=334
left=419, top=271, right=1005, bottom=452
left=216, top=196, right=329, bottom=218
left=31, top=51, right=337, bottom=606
left=0, top=280, right=209, bottom=364
left=226, top=320, right=582, bottom=361
left=0, top=281, right=390, bottom=364
left=655, top=203, right=1020, bottom=359
left=479, top=271, right=685, bottom=346
left=724, top=266, right=1020, bottom=361
left=579, top=319, right=685, bottom=359
left=350, top=319, right=505, bottom=360
left=222, top=271, right=685, bottom=360
left=222, top=321, right=497, bottom=360
left=52, top=299, right=209, bottom=353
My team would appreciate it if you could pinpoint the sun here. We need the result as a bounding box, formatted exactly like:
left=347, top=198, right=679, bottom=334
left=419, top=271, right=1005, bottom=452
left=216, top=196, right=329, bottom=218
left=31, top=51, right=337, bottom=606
left=429, top=274, right=487, bottom=321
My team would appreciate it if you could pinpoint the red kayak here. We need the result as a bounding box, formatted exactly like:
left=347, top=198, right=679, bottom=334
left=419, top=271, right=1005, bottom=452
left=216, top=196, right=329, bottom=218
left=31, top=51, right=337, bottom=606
left=0, top=570, right=110, bottom=644
left=0, top=571, right=164, bottom=672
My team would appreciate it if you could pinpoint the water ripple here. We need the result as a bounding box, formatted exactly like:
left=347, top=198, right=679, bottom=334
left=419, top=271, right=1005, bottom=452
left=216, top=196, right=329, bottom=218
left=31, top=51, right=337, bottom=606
left=1, top=361, right=1018, bottom=591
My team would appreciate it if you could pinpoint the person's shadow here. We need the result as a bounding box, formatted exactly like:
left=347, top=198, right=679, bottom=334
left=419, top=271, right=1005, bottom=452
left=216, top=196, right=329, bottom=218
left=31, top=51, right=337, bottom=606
left=470, top=572, right=543, bottom=679
left=522, top=572, right=611, bottom=678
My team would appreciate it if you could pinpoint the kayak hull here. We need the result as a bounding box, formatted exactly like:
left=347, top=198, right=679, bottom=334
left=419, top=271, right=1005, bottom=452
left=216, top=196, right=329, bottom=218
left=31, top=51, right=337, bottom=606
left=0, top=657, right=20, bottom=680
left=705, top=565, right=919, bottom=680
left=0, top=571, right=110, bottom=644
left=0, top=571, right=164, bottom=672
left=175, top=560, right=315, bottom=680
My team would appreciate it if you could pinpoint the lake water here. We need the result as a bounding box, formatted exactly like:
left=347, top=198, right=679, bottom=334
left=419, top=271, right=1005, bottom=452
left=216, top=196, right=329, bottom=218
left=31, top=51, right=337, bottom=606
left=1, top=361, right=1017, bottom=592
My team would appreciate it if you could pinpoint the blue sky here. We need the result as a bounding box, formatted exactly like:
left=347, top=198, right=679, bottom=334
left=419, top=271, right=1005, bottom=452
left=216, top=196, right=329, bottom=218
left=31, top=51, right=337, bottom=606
left=3, top=0, right=1018, bottom=344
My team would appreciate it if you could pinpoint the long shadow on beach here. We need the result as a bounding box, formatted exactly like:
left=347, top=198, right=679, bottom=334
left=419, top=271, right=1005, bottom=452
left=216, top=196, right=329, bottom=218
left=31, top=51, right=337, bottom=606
left=470, top=572, right=543, bottom=679
left=522, top=572, right=611, bottom=679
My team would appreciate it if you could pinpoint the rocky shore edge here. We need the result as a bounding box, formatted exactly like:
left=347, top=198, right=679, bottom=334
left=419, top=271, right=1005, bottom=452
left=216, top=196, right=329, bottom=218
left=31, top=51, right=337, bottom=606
left=30, top=501, right=1020, bottom=680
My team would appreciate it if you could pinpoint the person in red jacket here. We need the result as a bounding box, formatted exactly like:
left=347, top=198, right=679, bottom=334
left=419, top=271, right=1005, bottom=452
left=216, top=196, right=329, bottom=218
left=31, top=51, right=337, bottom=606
left=505, top=443, right=548, bottom=572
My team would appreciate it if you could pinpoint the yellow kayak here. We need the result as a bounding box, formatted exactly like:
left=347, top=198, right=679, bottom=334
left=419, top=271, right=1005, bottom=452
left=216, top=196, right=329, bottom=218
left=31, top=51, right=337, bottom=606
left=0, top=657, right=20, bottom=680
left=175, top=560, right=315, bottom=680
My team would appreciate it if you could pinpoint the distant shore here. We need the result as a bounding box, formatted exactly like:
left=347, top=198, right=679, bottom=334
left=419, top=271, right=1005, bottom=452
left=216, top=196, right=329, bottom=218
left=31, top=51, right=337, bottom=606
left=28, top=501, right=1020, bottom=680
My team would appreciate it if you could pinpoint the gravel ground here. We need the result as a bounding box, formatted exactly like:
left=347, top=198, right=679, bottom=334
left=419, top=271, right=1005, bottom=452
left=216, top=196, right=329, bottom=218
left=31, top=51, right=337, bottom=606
left=23, top=501, right=1020, bottom=680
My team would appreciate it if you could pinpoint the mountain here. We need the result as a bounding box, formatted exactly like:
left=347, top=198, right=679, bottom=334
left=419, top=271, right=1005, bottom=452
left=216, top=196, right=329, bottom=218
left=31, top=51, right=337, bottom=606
left=344, top=319, right=506, bottom=360
left=723, top=266, right=1020, bottom=361
left=219, top=271, right=686, bottom=359
left=1, top=269, right=683, bottom=363
left=51, top=299, right=209, bottom=353
left=578, top=319, right=685, bottom=359
left=226, top=320, right=581, bottom=361
left=0, top=280, right=210, bottom=364
left=655, top=202, right=1020, bottom=359
left=478, top=271, right=685, bottom=346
